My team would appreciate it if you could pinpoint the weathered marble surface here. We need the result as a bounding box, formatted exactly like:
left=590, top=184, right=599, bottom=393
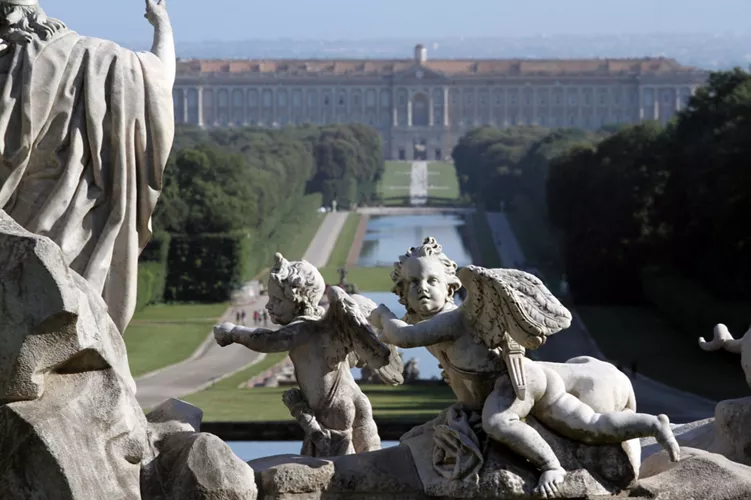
left=0, top=212, right=255, bottom=499
left=0, top=210, right=150, bottom=499
left=0, top=0, right=175, bottom=333
left=248, top=443, right=751, bottom=500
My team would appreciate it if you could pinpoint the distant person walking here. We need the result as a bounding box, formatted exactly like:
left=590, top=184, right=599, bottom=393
left=262, top=310, right=269, bottom=326
left=236, top=311, right=241, bottom=323
left=241, top=310, right=247, bottom=326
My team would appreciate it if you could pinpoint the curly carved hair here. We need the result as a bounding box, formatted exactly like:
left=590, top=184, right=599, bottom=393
left=390, top=237, right=462, bottom=320
left=269, top=252, right=325, bottom=318
left=0, top=4, right=67, bottom=44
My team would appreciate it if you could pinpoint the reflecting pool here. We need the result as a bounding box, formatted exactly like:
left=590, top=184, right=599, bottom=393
left=357, top=214, right=473, bottom=267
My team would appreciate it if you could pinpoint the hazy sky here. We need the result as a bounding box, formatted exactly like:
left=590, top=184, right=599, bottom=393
left=43, top=0, right=750, bottom=43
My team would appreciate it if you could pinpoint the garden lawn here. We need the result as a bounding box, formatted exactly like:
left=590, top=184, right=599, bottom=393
left=125, top=302, right=228, bottom=377
left=379, top=161, right=412, bottom=203
left=189, top=378, right=455, bottom=422
left=427, top=161, right=460, bottom=201
left=326, top=213, right=361, bottom=268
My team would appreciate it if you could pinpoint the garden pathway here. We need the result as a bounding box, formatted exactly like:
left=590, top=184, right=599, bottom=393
left=135, top=211, right=349, bottom=409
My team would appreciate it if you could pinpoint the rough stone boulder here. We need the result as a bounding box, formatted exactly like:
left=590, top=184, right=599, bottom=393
left=637, top=447, right=751, bottom=500
left=0, top=212, right=255, bottom=500
left=402, top=416, right=635, bottom=499
left=0, top=210, right=150, bottom=499
left=250, top=416, right=636, bottom=500
left=249, top=445, right=424, bottom=500
left=642, top=396, right=751, bottom=466
left=142, top=399, right=258, bottom=500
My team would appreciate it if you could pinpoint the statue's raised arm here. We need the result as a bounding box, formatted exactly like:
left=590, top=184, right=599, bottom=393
left=0, top=0, right=175, bottom=333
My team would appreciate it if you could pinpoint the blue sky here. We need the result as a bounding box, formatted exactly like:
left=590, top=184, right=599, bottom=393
left=42, top=0, right=750, bottom=43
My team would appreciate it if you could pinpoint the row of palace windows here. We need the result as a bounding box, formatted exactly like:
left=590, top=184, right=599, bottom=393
left=175, top=86, right=694, bottom=113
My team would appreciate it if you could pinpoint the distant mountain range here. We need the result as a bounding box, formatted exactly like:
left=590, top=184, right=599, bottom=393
left=124, top=34, right=751, bottom=70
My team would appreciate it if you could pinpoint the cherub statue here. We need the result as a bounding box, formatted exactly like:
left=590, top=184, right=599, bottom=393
left=214, top=253, right=403, bottom=457
left=700, top=323, right=751, bottom=387
left=369, top=237, right=680, bottom=498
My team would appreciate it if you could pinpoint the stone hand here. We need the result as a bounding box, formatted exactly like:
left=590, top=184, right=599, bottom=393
left=368, top=306, right=384, bottom=330
left=213, top=322, right=236, bottom=347
left=144, top=0, right=169, bottom=27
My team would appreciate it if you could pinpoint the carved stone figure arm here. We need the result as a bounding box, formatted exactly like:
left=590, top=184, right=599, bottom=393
left=145, top=0, right=176, bottom=87
left=214, top=321, right=309, bottom=352
left=373, top=305, right=460, bottom=348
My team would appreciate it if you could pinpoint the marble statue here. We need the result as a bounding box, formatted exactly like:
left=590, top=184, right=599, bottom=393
left=700, top=323, right=751, bottom=387
left=369, top=237, right=680, bottom=498
left=0, top=0, right=175, bottom=334
left=214, top=253, right=403, bottom=457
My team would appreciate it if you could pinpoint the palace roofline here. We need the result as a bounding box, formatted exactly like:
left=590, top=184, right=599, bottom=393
left=176, top=50, right=704, bottom=78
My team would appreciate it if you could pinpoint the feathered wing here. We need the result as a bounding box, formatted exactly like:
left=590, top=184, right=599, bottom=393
left=458, top=266, right=572, bottom=400
left=323, top=287, right=404, bottom=385
left=459, top=266, right=572, bottom=349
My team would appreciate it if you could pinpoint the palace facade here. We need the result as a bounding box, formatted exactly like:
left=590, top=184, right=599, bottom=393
left=173, top=44, right=708, bottom=160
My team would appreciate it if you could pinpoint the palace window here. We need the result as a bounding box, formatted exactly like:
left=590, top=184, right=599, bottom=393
left=278, top=91, right=288, bottom=106
left=366, top=89, right=376, bottom=107
left=464, top=92, right=474, bottom=105
left=599, top=92, right=607, bottom=106
left=583, top=92, right=591, bottom=106
left=292, top=90, right=302, bottom=107
left=248, top=89, right=258, bottom=106
left=323, top=96, right=330, bottom=106
left=494, top=91, right=504, bottom=105
left=381, top=90, right=391, bottom=107
left=510, top=92, right=518, bottom=105
left=568, top=93, right=577, bottom=106
left=643, top=89, right=654, bottom=106
left=307, top=91, right=318, bottom=106
left=353, top=93, right=361, bottom=106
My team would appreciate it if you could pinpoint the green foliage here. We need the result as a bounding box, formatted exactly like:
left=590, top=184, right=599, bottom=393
left=545, top=68, right=751, bottom=304
left=136, top=232, right=171, bottom=309
left=165, top=232, right=251, bottom=302
left=452, top=126, right=550, bottom=209
left=141, top=123, right=382, bottom=304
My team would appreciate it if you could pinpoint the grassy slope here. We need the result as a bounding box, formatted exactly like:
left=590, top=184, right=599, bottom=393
left=127, top=215, right=325, bottom=378
left=125, top=303, right=228, bottom=377
left=379, top=161, right=412, bottom=203
left=427, top=161, right=460, bottom=201
left=505, top=193, right=747, bottom=401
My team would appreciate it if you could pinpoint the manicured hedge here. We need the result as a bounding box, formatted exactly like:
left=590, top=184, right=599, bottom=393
left=164, top=232, right=251, bottom=303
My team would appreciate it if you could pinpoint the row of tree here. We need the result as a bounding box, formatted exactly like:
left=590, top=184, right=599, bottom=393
left=547, top=68, right=751, bottom=304
left=452, top=68, right=751, bottom=336
left=138, top=123, right=384, bottom=304
left=452, top=126, right=605, bottom=211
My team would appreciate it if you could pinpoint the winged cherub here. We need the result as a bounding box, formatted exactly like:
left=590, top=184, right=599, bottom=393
left=369, top=237, right=680, bottom=498
left=214, top=253, right=402, bottom=457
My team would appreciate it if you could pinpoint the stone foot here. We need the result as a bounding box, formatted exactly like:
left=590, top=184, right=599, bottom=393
left=533, top=467, right=566, bottom=498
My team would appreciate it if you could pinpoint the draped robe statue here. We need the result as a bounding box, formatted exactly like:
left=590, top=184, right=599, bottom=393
left=0, top=0, right=175, bottom=333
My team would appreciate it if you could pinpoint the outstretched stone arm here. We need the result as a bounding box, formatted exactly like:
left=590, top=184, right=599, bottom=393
left=370, top=305, right=460, bottom=348
left=146, top=0, right=176, bottom=87
left=214, top=322, right=308, bottom=352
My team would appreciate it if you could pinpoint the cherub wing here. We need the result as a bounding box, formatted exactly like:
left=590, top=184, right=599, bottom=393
left=458, top=266, right=572, bottom=400
left=323, top=287, right=404, bottom=385
left=459, top=266, right=572, bottom=350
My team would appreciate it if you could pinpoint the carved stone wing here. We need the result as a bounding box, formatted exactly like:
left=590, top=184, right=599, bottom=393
left=458, top=266, right=572, bottom=400
left=322, top=286, right=394, bottom=374
left=459, top=266, right=572, bottom=350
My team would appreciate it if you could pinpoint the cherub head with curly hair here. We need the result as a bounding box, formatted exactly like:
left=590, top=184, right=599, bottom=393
left=266, top=253, right=326, bottom=325
left=391, top=237, right=462, bottom=323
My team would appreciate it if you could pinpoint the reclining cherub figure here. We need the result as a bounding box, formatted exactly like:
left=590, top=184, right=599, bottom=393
left=215, top=253, right=403, bottom=457
left=369, top=237, right=680, bottom=498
